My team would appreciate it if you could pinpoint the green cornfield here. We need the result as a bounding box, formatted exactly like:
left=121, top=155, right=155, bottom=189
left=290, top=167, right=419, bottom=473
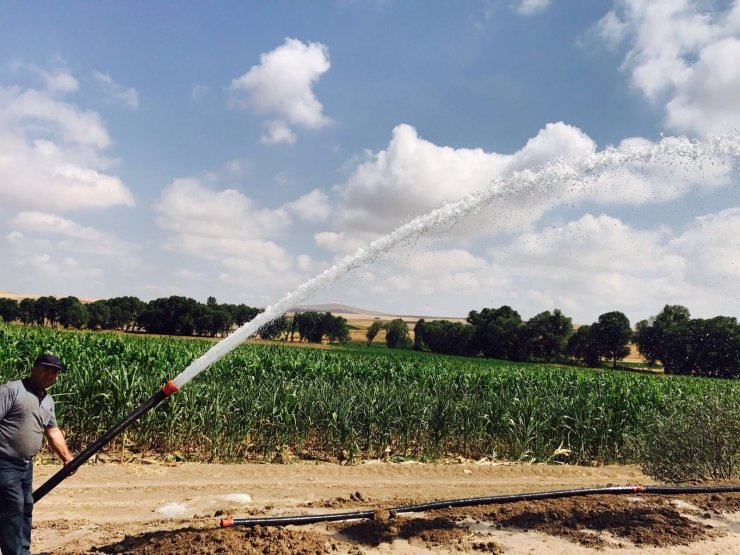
left=1, top=322, right=737, bottom=466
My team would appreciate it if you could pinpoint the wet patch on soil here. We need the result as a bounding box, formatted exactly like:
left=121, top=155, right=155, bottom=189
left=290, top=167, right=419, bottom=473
left=439, top=493, right=731, bottom=548
left=335, top=513, right=478, bottom=551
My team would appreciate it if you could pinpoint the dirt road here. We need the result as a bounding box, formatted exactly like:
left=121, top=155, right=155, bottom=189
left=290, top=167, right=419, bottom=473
left=31, top=462, right=739, bottom=554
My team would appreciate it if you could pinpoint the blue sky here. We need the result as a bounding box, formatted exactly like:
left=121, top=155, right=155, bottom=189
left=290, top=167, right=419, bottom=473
left=1, top=0, right=739, bottom=324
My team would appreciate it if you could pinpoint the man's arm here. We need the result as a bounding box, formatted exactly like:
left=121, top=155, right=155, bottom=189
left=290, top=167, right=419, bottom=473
left=45, top=426, right=74, bottom=464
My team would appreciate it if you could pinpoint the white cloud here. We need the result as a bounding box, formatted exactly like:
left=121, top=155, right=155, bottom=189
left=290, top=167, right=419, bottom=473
left=230, top=38, right=331, bottom=143
left=514, top=0, right=551, bottom=16
left=155, top=178, right=312, bottom=294
left=156, top=178, right=291, bottom=243
left=667, top=207, right=740, bottom=290
left=0, top=86, right=111, bottom=147
left=260, top=120, right=297, bottom=145
left=596, top=0, right=740, bottom=135
left=0, top=82, right=134, bottom=212
left=328, top=121, right=596, bottom=241
left=296, top=254, right=313, bottom=272
left=10, top=211, right=134, bottom=256
left=91, top=70, right=140, bottom=109
left=337, top=123, right=509, bottom=233
left=9, top=250, right=104, bottom=281
left=314, top=230, right=372, bottom=254
left=9, top=60, right=79, bottom=93
left=286, top=189, right=331, bottom=222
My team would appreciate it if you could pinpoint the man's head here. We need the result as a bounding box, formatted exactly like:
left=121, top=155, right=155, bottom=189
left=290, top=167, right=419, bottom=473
left=30, top=353, right=65, bottom=390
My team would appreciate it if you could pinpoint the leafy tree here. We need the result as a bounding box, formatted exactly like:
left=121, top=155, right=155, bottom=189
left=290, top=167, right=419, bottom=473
left=566, top=325, right=601, bottom=367
left=660, top=316, right=740, bottom=378
left=86, top=300, right=111, bottom=330
left=107, top=296, right=145, bottom=331
left=137, top=296, right=200, bottom=335
left=56, top=297, right=86, bottom=328
left=294, top=311, right=325, bottom=343
left=593, top=311, right=632, bottom=368
left=413, top=319, right=426, bottom=351
left=33, top=296, right=57, bottom=326
left=0, top=298, right=19, bottom=322
left=232, top=304, right=261, bottom=326
left=18, top=298, right=35, bottom=324
left=467, top=306, right=526, bottom=360
left=56, top=297, right=88, bottom=329
left=419, top=320, right=474, bottom=356
left=258, top=314, right=288, bottom=340
left=525, top=309, right=572, bottom=362
left=365, top=320, right=385, bottom=346
left=209, top=309, right=232, bottom=337
left=324, top=314, right=350, bottom=344
left=385, top=318, right=412, bottom=349
left=633, top=319, right=660, bottom=365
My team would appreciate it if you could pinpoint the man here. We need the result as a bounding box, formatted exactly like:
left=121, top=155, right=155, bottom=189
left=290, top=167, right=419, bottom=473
left=0, top=354, right=73, bottom=555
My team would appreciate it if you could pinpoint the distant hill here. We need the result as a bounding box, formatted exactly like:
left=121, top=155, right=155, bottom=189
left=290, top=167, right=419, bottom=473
left=294, top=303, right=466, bottom=322
left=293, top=303, right=391, bottom=317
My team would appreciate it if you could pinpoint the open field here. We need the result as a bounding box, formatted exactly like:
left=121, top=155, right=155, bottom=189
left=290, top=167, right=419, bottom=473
left=2, top=323, right=738, bottom=552
left=1, top=323, right=735, bottom=465
left=31, top=462, right=740, bottom=554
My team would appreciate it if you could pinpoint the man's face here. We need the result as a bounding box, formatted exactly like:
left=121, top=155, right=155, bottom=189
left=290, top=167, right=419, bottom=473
left=31, top=364, right=61, bottom=389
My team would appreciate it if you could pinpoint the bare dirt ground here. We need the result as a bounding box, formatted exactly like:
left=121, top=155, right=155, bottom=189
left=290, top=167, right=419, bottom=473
left=32, top=462, right=739, bottom=554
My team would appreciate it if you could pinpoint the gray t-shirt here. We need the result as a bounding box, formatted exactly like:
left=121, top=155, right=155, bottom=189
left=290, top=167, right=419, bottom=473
left=0, top=379, right=57, bottom=461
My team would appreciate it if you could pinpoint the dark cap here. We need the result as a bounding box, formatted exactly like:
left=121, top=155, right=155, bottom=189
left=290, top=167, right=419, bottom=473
left=34, top=354, right=66, bottom=372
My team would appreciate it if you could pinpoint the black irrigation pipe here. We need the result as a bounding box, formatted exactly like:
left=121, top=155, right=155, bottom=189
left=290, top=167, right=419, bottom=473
left=220, top=484, right=740, bottom=528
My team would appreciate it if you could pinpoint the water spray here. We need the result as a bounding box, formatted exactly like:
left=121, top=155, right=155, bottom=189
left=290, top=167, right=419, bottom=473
left=33, top=132, right=740, bottom=502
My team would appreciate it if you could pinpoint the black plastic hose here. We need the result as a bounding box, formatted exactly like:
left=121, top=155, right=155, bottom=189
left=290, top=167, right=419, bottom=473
left=33, top=382, right=178, bottom=502
left=220, top=484, right=740, bottom=528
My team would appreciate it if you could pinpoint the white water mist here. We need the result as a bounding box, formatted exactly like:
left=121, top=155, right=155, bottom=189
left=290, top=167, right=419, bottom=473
left=172, top=132, right=740, bottom=389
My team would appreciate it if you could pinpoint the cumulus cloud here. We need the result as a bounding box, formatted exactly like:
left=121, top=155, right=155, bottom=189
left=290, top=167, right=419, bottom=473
left=314, top=230, right=375, bottom=255
left=156, top=178, right=292, bottom=244
left=667, top=207, right=740, bottom=290
left=9, top=60, right=79, bottom=93
left=230, top=38, right=331, bottom=143
left=514, top=0, right=551, bottom=16
left=286, top=189, right=332, bottom=222
left=10, top=211, right=134, bottom=257
left=596, top=0, right=740, bottom=135
left=91, top=70, right=140, bottom=109
left=0, top=80, right=134, bottom=212
left=260, top=120, right=297, bottom=145
left=337, top=123, right=509, bottom=233
left=155, top=177, right=316, bottom=296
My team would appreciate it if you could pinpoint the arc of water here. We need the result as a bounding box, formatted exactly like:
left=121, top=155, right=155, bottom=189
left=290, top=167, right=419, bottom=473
left=172, top=131, right=740, bottom=389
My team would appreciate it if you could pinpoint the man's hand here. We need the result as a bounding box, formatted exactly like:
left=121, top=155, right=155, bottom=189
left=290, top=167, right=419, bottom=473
left=45, top=426, right=74, bottom=466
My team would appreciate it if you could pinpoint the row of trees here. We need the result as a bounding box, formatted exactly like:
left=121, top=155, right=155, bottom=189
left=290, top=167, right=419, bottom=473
left=407, top=306, right=633, bottom=368
left=634, top=305, right=738, bottom=378
left=0, top=295, right=260, bottom=337
left=256, top=311, right=351, bottom=344
left=0, top=296, right=351, bottom=344
left=372, top=305, right=738, bottom=378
